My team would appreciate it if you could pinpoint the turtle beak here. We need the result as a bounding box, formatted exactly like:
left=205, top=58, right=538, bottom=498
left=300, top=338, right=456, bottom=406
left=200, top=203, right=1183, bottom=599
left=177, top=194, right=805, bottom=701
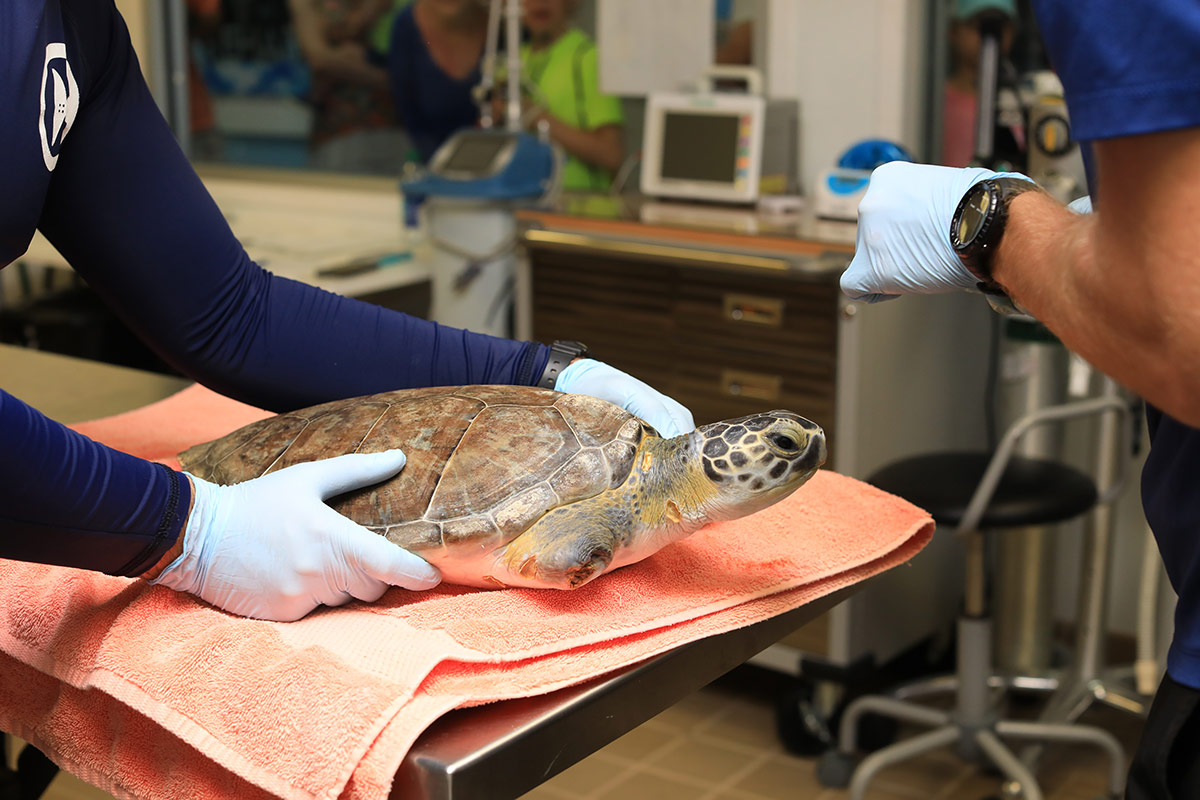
left=801, top=427, right=827, bottom=471
left=776, top=415, right=825, bottom=474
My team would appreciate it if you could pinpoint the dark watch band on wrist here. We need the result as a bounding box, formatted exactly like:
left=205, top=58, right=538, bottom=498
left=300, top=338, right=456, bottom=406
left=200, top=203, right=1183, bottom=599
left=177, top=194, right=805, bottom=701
left=537, top=340, right=590, bottom=389
left=949, top=176, right=1042, bottom=295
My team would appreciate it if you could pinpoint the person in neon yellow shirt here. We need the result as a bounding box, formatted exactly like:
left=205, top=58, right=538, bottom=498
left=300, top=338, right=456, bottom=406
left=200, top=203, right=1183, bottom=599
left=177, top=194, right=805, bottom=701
left=517, top=0, right=624, bottom=192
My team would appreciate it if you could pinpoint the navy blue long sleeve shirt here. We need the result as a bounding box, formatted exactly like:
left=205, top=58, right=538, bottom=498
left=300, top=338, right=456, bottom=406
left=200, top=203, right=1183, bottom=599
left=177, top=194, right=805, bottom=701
left=0, top=0, right=549, bottom=576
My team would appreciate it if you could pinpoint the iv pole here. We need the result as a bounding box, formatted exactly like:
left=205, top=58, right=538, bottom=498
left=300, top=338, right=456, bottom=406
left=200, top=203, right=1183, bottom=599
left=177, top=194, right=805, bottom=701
left=475, top=0, right=524, bottom=133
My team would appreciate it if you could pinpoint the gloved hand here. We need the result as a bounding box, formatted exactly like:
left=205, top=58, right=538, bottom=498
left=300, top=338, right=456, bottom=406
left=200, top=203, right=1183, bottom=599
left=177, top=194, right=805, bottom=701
left=153, top=450, right=441, bottom=621
left=839, top=162, right=1032, bottom=303
left=555, top=358, right=695, bottom=437
left=1067, top=195, right=1092, bottom=215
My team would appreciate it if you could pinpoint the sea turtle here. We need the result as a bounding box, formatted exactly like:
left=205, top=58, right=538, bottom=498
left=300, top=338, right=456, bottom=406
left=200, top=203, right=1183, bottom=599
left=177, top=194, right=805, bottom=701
left=178, top=385, right=826, bottom=590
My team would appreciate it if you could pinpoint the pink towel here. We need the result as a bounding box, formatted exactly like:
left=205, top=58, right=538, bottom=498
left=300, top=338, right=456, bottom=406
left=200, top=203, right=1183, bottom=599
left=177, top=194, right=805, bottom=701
left=0, top=385, right=933, bottom=800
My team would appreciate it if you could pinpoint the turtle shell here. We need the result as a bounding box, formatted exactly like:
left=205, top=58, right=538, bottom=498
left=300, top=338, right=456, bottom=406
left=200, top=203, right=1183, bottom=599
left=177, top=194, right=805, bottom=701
left=178, top=385, right=647, bottom=564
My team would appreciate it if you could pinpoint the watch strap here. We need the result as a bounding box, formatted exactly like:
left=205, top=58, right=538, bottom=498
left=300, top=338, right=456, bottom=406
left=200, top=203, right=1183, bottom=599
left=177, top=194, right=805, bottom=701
left=954, top=176, right=1041, bottom=293
left=537, top=340, right=590, bottom=389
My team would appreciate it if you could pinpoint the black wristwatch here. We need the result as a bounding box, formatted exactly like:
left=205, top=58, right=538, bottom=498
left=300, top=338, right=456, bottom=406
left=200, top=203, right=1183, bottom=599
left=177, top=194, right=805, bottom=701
left=537, top=340, right=590, bottom=389
left=949, top=177, right=1042, bottom=295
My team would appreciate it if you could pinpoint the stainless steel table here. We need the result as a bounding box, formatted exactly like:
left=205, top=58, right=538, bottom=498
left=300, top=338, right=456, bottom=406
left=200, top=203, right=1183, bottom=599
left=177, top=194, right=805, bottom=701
left=2, top=344, right=864, bottom=800
left=392, top=586, right=854, bottom=799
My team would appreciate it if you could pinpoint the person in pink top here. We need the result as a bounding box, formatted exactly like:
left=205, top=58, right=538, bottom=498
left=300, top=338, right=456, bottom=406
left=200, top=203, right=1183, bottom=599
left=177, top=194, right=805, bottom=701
left=941, top=0, right=1023, bottom=167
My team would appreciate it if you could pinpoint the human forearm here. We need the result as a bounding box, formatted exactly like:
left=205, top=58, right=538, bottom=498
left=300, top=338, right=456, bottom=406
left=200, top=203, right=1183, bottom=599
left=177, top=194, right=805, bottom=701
left=994, top=194, right=1151, bottom=380
left=312, top=50, right=389, bottom=88
left=0, top=390, right=188, bottom=575
left=37, top=21, right=544, bottom=410
left=995, top=132, right=1200, bottom=426
left=538, top=117, right=623, bottom=173
left=334, top=0, right=393, bottom=42
left=289, top=0, right=386, bottom=87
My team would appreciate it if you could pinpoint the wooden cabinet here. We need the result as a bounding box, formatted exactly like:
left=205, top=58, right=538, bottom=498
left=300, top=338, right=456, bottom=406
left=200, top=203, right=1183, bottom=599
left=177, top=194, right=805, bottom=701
left=519, top=212, right=991, bottom=672
left=528, top=247, right=841, bottom=464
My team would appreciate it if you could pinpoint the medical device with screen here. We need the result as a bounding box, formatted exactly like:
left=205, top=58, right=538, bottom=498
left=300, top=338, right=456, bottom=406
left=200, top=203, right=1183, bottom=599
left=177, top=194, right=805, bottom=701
left=403, top=129, right=555, bottom=201
left=640, top=91, right=768, bottom=204
left=428, top=131, right=520, bottom=180
left=660, top=113, right=741, bottom=183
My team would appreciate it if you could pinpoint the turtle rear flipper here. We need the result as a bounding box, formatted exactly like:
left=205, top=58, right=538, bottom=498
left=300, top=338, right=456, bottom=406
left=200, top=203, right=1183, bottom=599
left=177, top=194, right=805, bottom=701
left=497, top=506, right=620, bottom=589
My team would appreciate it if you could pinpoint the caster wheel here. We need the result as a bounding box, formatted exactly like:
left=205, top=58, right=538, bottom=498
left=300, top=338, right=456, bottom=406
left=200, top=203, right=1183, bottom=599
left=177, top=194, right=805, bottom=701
left=776, top=684, right=833, bottom=756
left=777, top=687, right=901, bottom=756
left=815, top=750, right=856, bottom=788
left=13, top=744, right=58, bottom=800
left=0, top=768, right=17, bottom=800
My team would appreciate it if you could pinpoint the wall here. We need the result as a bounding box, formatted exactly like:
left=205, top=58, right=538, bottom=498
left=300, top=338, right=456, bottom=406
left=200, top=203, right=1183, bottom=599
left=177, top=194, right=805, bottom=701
left=598, top=0, right=930, bottom=193
left=114, top=0, right=152, bottom=81
left=790, top=0, right=929, bottom=185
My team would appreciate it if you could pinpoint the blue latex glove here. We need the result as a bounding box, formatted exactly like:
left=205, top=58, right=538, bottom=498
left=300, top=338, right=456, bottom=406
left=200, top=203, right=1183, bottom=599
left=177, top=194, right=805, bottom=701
left=1067, top=195, right=1092, bottom=215
left=840, top=162, right=1032, bottom=303
left=153, top=450, right=441, bottom=621
left=555, top=358, right=696, bottom=438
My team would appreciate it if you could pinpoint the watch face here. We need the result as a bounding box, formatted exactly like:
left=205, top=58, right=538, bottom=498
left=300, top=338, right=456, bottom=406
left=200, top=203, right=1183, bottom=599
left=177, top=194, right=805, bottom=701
left=955, top=184, right=993, bottom=248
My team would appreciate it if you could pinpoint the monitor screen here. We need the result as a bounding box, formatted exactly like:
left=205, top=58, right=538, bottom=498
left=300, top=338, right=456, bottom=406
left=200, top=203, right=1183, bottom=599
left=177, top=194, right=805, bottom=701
left=443, top=135, right=509, bottom=173
left=659, top=112, right=741, bottom=184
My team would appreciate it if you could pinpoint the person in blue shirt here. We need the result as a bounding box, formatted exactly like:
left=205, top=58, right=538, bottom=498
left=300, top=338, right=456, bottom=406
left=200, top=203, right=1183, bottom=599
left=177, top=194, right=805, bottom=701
left=1, top=0, right=693, bottom=624
left=386, top=0, right=486, bottom=162
left=840, top=0, right=1200, bottom=794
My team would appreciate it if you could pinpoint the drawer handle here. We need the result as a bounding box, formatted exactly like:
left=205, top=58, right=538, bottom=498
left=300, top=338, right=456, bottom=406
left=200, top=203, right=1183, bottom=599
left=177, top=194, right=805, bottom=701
left=721, top=369, right=782, bottom=402
left=723, top=293, right=784, bottom=327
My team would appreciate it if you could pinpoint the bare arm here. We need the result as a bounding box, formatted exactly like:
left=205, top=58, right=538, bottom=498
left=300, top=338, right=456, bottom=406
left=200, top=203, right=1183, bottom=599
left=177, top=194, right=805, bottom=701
left=534, top=115, right=624, bottom=173
left=287, top=0, right=388, bottom=88
left=326, top=0, right=394, bottom=42
left=994, top=127, right=1200, bottom=426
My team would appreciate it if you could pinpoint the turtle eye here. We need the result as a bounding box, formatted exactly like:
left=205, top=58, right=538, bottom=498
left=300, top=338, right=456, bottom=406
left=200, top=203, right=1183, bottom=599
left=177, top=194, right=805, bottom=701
left=769, top=434, right=798, bottom=452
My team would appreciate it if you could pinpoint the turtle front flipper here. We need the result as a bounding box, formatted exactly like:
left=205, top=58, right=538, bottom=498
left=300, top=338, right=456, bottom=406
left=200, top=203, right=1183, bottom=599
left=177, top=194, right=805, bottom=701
left=495, top=505, right=622, bottom=589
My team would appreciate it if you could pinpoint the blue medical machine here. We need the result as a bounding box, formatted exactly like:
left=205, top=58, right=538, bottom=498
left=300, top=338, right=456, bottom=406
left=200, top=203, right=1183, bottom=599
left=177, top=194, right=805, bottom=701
left=400, top=0, right=558, bottom=338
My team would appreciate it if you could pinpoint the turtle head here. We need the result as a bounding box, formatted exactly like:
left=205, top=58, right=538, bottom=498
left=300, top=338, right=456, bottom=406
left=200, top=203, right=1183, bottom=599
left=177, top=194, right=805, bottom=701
left=693, top=411, right=826, bottom=519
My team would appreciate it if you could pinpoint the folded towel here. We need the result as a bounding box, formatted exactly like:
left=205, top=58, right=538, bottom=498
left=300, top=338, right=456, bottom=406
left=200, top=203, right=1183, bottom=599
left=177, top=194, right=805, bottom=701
left=0, top=385, right=933, bottom=800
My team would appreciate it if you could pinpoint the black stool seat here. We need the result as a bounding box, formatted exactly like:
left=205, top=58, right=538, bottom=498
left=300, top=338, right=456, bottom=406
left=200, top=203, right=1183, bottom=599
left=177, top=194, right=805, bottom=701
left=868, top=452, right=1098, bottom=529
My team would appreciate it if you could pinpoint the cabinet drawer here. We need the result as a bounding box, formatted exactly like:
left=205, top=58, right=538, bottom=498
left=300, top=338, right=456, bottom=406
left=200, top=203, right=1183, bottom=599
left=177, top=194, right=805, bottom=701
left=529, top=247, right=839, bottom=463
left=672, top=363, right=836, bottom=442
left=676, top=271, right=839, bottom=354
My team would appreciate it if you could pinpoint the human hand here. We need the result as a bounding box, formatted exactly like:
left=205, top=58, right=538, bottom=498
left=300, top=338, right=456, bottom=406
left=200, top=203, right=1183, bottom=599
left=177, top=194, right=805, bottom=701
left=325, top=5, right=378, bottom=42
left=326, top=41, right=370, bottom=69
left=489, top=89, right=544, bottom=129
left=325, top=17, right=355, bottom=43
left=839, top=162, right=1031, bottom=303
left=555, top=359, right=696, bottom=438
left=153, top=451, right=441, bottom=621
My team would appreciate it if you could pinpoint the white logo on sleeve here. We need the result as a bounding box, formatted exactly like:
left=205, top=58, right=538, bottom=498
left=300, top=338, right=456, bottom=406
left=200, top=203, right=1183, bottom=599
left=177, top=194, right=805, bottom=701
left=40, top=43, right=80, bottom=172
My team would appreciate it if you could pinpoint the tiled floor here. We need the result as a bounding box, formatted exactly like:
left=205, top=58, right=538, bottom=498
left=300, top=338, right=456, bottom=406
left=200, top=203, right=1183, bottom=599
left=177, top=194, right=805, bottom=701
left=518, top=671, right=1144, bottom=800
left=16, top=668, right=1145, bottom=800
